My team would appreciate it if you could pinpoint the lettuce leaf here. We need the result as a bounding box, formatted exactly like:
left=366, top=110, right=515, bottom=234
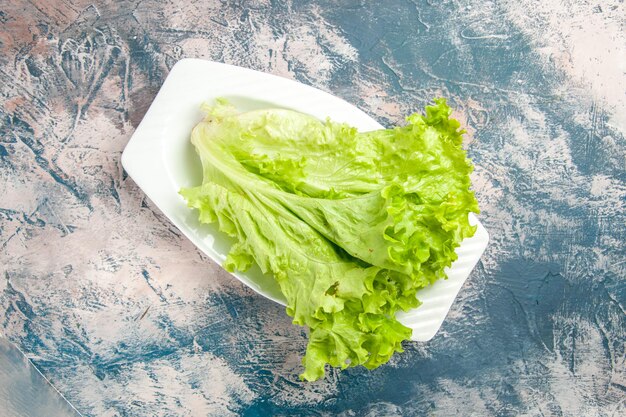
left=180, top=98, right=479, bottom=381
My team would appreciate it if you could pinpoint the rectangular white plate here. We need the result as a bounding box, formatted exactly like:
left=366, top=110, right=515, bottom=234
left=121, top=58, right=489, bottom=341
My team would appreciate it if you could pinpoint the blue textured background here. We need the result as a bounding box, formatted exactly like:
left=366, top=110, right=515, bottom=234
left=1, top=1, right=624, bottom=416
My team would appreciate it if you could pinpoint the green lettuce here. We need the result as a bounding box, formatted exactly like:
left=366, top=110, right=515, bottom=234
left=180, top=98, right=479, bottom=381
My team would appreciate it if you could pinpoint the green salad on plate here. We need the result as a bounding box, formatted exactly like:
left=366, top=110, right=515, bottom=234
left=180, top=98, right=478, bottom=381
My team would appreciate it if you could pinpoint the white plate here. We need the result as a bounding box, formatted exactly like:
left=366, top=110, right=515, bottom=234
left=121, top=58, right=489, bottom=341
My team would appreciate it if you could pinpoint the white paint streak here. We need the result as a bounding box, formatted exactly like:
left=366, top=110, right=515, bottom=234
left=69, top=352, right=256, bottom=416
left=503, top=0, right=626, bottom=129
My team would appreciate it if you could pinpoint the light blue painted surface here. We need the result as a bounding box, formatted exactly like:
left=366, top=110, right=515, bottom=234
left=0, top=0, right=624, bottom=416
left=0, top=336, right=80, bottom=416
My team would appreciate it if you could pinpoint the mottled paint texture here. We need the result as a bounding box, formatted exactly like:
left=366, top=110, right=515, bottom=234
left=1, top=0, right=625, bottom=416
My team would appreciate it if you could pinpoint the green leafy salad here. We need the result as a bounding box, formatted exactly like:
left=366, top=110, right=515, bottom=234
left=180, top=98, right=479, bottom=381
